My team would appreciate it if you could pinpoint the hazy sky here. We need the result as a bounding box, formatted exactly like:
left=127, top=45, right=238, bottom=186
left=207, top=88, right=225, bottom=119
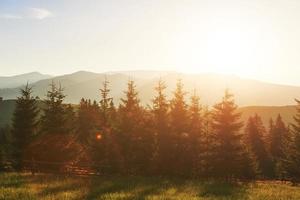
left=1, top=0, right=300, bottom=85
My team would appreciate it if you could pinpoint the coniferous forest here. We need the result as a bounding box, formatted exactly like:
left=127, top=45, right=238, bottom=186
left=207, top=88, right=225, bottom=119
left=1, top=79, right=300, bottom=182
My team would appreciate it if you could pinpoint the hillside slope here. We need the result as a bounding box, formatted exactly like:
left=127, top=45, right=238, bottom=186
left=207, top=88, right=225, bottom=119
left=0, top=72, right=52, bottom=89
left=1, top=71, right=300, bottom=106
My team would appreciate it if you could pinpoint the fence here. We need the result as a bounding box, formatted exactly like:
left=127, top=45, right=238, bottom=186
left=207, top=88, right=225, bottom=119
left=21, top=160, right=100, bottom=176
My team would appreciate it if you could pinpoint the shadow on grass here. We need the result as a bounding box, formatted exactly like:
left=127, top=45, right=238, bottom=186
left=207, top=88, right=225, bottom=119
left=86, top=176, right=167, bottom=200
left=38, top=180, right=82, bottom=196
left=86, top=176, right=250, bottom=200
left=198, top=181, right=249, bottom=198
left=0, top=173, right=25, bottom=188
left=15, top=173, right=250, bottom=200
left=35, top=174, right=89, bottom=199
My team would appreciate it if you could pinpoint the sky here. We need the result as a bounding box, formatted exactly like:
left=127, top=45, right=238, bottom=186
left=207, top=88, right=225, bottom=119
left=1, top=0, right=300, bottom=86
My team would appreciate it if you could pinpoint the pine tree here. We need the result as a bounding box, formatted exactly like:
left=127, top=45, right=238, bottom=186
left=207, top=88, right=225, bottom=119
left=64, top=104, right=76, bottom=134
left=169, top=79, right=189, bottom=175
left=188, top=90, right=203, bottom=176
left=266, top=118, right=275, bottom=151
left=118, top=80, right=141, bottom=139
left=244, top=114, right=272, bottom=178
left=40, top=81, right=67, bottom=135
left=91, top=100, right=101, bottom=127
left=96, top=78, right=121, bottom=174
left=76, top=98, right=100, bottom=145
left=11, top=83, right=39, bottom=170
left=283, top=99, right=300, bottom=182
left=270, top=115, right=287, bottom=159
left=118, top=80, right=153, bottom=174
left=99, top=77, right=113, bottom=124
left=151, top=79, right=170, bottom=174
left=170, top=79, right=188, bottom=135
left=199, top=106, right=214, bottom=177
left=152, top=79, right=169, bottom=132
left=269, top=114, right=288, bottom=178
left=211, top=90, right=246, bottom=179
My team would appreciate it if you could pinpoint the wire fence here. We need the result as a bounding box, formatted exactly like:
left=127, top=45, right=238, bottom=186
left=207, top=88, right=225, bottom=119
left=19, top=160, right=101, bottom=176
left=1, top=159, right=150, bottom=176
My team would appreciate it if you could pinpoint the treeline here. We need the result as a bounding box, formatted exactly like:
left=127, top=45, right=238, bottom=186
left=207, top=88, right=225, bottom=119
left=1, top=79, right=300, bottom=181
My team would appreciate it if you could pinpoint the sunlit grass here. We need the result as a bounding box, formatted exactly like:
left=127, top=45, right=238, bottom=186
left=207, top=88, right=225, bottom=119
left=1, top=173, right=300, bottom=200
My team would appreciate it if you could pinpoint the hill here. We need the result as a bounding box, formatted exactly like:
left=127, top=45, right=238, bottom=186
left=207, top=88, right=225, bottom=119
left=0, top=71, right=300, bottom=106
left=238, top=105, right=297, bottom=127
left=0, top=72, right=52, bottom=89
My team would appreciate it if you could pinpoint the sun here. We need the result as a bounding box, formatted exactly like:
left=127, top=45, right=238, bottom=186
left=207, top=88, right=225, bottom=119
left=172, top=28, right=257, bottom=77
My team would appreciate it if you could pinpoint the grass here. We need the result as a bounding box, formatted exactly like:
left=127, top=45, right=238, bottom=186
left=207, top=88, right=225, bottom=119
left=1, top=173, right=300, bottom=200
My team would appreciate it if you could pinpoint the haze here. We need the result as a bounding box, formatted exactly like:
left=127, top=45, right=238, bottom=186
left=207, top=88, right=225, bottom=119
left=1, top=0, right=300, bottom=86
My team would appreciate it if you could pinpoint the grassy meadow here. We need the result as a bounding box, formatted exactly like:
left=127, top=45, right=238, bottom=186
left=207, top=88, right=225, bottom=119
left=1, top=173, right=300, bottom=200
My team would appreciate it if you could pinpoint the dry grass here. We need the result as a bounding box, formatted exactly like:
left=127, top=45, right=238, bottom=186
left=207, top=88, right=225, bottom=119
left=1, top=173, right=300, bottom=200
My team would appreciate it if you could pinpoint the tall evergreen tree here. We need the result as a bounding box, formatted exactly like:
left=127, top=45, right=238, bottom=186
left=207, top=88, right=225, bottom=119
left=266, top=119, right=274, bottom=151
left=96, top=78, right=121, bottom=174
left=211, top=90, right=246, bottom=179
left=244, top=114, right=272, bottom=177
left=99, top=77, right=113, bottom=124
left=151, top=79, right=170, bottom=174
left=199, top=106, right=215, bottom=177
left=283, top=99, right=300, bottom=182
left=11, top=83, right=39, bottom=170
left=170, top=79, right=188, bottom=135
left=99, top=77, right=117, bottom=135
left=76, top=98, right=100, bottom=145
left=118, top=80, right=153, bottom=174
left=270, top=114, right=287, bottom=160
left=188, top=90, right=203, bottom=175
left=40, top=82, right=67, bottom=135
left=169, top=79, right=189, bottom=175
left=64, top=104, right=76, bottom=134
left=269, top=114, right=289, bottom=177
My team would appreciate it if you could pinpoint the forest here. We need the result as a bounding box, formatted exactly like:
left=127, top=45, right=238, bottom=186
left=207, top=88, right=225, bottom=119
left=1, top=78, right=300, bottom=182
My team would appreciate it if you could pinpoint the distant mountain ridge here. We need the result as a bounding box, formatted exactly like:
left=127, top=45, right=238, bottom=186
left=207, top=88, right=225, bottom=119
left=0, top=72, right=52, bottom=88
left=0, top=70, right=300, bottom=106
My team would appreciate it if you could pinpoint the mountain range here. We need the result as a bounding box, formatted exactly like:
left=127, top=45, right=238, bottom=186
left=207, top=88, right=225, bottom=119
left=0, top=72, right=52, bottom=89
left=0, top=70, right=299, bottom=128
left=0, top=70, right=300, bottom=106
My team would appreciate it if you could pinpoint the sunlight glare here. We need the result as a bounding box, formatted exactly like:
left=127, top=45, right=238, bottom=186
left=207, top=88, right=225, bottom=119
left=172, top=28, right=257, bottom=78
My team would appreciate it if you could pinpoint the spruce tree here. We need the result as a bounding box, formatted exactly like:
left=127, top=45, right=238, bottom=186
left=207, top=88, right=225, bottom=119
left=170, top=79, right=188, bottom=135
left=270, top=114, right=287, bottom=160
left=99, top=77, right=113, bottom=124
left=266, top=119, right=274, bottom=150
left=118, top=80, right=153, bottom=174
left=211, top=90, right=245, bottom=179
left=11, top=83, right=39, bottom=170
left=269, top=114, right=288, bottom=178
left=97, top=78, right=120, bottom=174
left=40, top=81, right=67, bottom=135
left=169, top=79, right=189, bottom=175
left=76, top=98, right=100, bottom=145
left=244, top=114, right=272, bottom=178
left=283, top=99, right=300, bottom=182
left=188, top=90, right=203, bottom=175
left=152, top=79, right=170, bottom=174
left=118, top=80, right=141, bottom=139
left=64, top=104, right=76, bottom=134
left=200, top=106, right=214, bottom=177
